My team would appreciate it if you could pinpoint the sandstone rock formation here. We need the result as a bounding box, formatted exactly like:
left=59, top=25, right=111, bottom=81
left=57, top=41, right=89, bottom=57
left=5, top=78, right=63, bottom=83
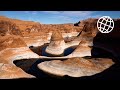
left=0, top=20, right=22, bottom=36
left=65, top=18, right=97, bottom=48
left=45, top=30, right=66, bottom=56
left=0, top=16, right=119, bottom=79
left=0, top=35, right=26, bottom=51
left=0, top=63, right=34, bottom=79
left=64, top=19, right=98, bottom=58
left=37, top=18, right=119, bottom=78
left=38, top=57, right=114, bottom=77
left=0, top=16, right=82, bottom=35
left=68, top=41, right=92, bottom=57
left=0, top=35, right=39, bottom=79
left=72, top=18, right=98, bottom=43
left=0, top=16, right=83, bottom=47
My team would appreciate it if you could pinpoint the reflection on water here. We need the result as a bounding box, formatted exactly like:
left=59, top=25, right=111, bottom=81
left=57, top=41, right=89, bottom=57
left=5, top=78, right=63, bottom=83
left=27, top=59, right=68, bottom=79
left=14, top=58, right=71, bottom=79
left=27, top=59, right=51, bottom=78
left=14, top=46, right=117, bottom=79
left=41, top=46, right=77, bottom=57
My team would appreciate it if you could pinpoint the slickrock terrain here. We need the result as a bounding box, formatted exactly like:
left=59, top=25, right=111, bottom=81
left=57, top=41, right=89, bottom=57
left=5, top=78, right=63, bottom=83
left=66, top=18, right=98, bottom=57
left=0, top=63, right=34, bottom=79
left=38, top=57, right=114, bottom=77
left=45, top=30, right=66, bottom=55
left=37, top=18, right=120, bottom=78
left=68, top=41, right=92, bottom=57
left=0, top=20, right=22, bottom=36
left=0, top=16, right=82, bottom=47
left=0, top=35, right=26, bottom=51
left=0, top=35, right=39, bottom=79
left=0, top=16, right=120, bottom=79
left=70, top=18, right=98, bottom=44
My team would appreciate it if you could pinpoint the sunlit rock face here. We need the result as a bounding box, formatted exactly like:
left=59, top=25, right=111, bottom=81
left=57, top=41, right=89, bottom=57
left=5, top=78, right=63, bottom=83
left=38, top=57, right=114, bottom=77
left=0, top=35, right=37, bottom=79
left=0, top=47, right=39, bottom=79
left=68, top=41, right=92, bottom=58
left=65, top=19, right=99, bottom=58
left=0, top=63, right=34, bottom=79
left=0, top=16, right=120, bottom=79
left=0, top=20, right=23, bottom=36
left=0, top=35, right=40, bottom=61
left=74, top=19, right=98, bottom=39
left=0, top=35, right=26, bottom=51
left=45, top=30, right=66, bottom=56
left=65, top=18, right=98, bottom=48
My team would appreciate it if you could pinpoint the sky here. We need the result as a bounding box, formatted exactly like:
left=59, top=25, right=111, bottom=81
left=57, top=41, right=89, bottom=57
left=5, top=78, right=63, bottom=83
left=0, top=11, right=120, bottom=24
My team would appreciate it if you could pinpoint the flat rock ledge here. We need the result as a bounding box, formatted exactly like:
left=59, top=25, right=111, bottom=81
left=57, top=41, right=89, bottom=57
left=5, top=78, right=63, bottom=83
left=38, top=57, right=114, bottom=77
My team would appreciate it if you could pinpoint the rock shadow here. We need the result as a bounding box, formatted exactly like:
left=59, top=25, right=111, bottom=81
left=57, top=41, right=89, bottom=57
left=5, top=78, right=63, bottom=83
left=29, top=43, right=77, bottom=57
left=13, top=58, right=68, bottom=79
left=65, top=31, right=120, bottom=80
left=13, top=58, right=52, bottom=78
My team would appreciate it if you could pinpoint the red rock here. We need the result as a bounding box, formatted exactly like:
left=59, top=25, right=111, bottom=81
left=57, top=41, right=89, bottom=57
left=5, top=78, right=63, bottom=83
left=0, top=35, right=27, bottom=51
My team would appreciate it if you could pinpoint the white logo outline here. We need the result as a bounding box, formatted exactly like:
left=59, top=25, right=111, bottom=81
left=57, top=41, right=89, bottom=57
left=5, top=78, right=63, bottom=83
left=97, top=16, right=114, bottom=33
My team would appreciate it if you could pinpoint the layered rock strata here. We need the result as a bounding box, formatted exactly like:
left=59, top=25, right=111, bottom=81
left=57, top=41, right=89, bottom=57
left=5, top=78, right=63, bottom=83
left=45, top=30, right=66, bottom=55
left=0, top=35, right=38, bottom=79
left=38, top=57, right=114, bottom=77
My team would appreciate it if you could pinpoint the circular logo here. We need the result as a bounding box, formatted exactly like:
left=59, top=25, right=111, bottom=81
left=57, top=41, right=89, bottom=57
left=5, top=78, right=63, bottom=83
left=97, top=16, right=114, bottom=33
